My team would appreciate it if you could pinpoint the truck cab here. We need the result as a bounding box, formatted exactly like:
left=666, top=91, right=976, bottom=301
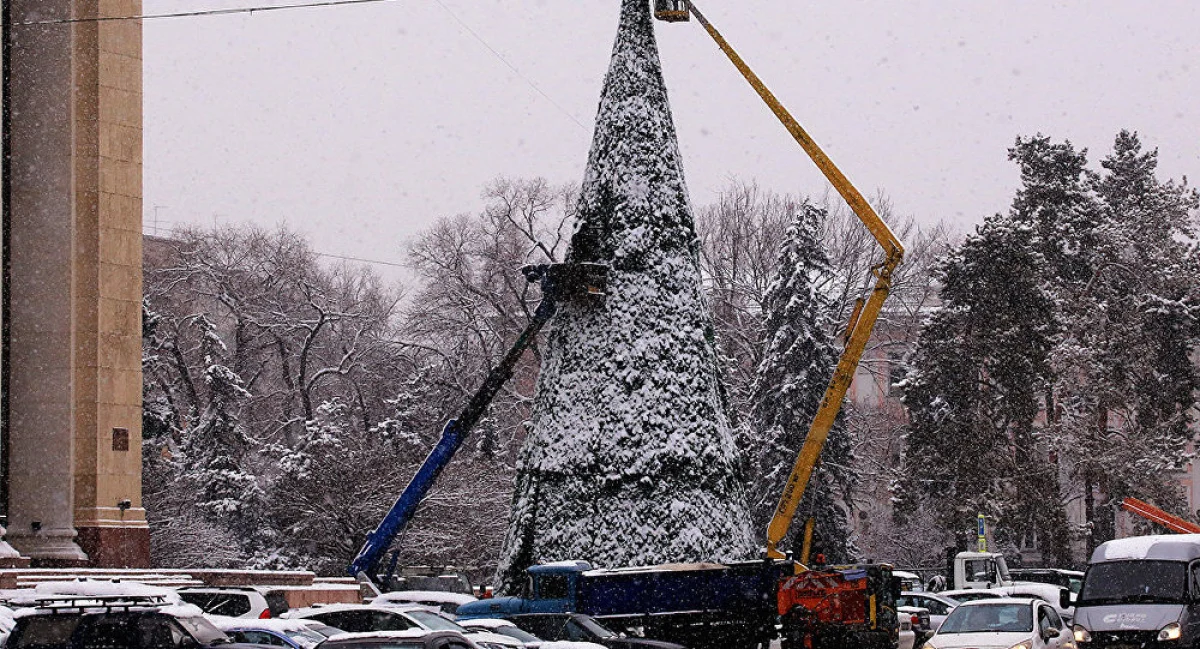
left=458, top=561, right=592, bottom=620
left=953, top=551, right=1013, bottom=590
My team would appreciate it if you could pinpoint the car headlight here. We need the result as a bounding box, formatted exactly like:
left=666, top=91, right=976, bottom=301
left=1006, top=641, right=1032, bottom=649
left=1159, top=623, right=1183, bottom=642
left=1073, top=624, right=1092, bottom=643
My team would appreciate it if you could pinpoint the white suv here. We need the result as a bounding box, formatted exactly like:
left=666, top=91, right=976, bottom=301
left=177, top=587, right=290, bottom=619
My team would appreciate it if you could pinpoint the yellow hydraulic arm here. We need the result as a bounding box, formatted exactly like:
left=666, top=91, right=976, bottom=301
left=656, top=1, right=905, bottom=560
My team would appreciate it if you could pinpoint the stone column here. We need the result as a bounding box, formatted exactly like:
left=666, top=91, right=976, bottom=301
left=5, top=0, right=89, bottom=565
left=71, top=0, right=149, bottom=568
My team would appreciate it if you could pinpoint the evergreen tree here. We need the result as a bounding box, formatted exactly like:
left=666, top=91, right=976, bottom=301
left=903, top=132, right=1200, bottom=563
left=746, top=201, right=855, bottom=563
left=1052, top=132, right=1200, bottom=551
left=178, top=316, right=263, bottom=545
left=900, top=215, right=1062, bottom=557
left=497, top=0, right=754, bottom=590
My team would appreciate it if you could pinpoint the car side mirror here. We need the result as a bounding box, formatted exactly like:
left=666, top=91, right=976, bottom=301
left=1060, top=590, right=1072, bottom=610
left=1043, top=626, right=1061, bottom=640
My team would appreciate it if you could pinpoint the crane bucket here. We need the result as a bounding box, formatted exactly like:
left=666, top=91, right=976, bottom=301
left=654, top=0, right=691, bottom=22
left=522, top=262, right=609, bottom=304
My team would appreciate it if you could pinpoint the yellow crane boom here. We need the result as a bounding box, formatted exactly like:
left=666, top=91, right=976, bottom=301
left=656, top=1, right=905, bottom=561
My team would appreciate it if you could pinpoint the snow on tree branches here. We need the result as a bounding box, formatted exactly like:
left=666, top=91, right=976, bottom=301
left=746, top=201, right=855, bottom=563
left=902, top=132, right=1200, bottom=561
left=496, top=0, right=755, bottom=589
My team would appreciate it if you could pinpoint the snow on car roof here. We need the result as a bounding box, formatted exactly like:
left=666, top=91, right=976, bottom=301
left=458, top=618, right=517, bottom=630
left=210, top=616, right=318, bottom=633
left=286, top=603, right=395, bottom=618
left=324, top=629, right=440, bottom=641
left=26, top=580, right=179, bottom=600
left=375, top=591, right=477, bottom=605
left=939, top=589, right=1006, bottom=599
left=955, top=598, right=1039, bottom=607
left=1092, top=534, right=1200, bottom=563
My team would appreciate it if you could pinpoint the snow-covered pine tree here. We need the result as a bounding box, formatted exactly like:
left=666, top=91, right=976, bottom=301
left=179, top=316, right=263, bottom=545
left=496, top=0, right=755, bottom=590
left=900, top=215, right=1062, bottom=557
left=746, top=201, right=855, bottom=563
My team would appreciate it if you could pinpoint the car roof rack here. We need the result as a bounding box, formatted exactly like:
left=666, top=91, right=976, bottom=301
left=22, top=594, right=172, bottom=615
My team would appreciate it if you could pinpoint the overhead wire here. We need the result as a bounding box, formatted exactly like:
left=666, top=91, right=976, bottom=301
left=17, top=0, right=590, bottom=134
left=14, top=0, right=400, bottom=26
left=430, top=0, right=588, bottom=133
left=315, top=251, right=407, bottom=269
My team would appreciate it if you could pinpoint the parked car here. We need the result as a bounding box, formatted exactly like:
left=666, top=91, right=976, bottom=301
left=0, top=604, right=17, bottom=645
left=374, top=591, right=478, bottom=615
left=507, top=614, right=685, bottom=649
left=894, top=571, right=925, bottom=592
left=390, top=606, right=522, bottom=649
left=924, top=598, right=1069, bottom=649
left=936, top=589, right=1006, bottom=603
left=995, top=584, right=1073, bottom=623
left=288, top=604, right=519, bottom=649
left=5, top=587, right=267, bottom=649
left=211, top=616, right=334, bottom=648
left=898, top=614, right=916, bottom=649
left=288, top=604, right=422, bottom=633
left=314, top=629, right=481, bottom=649
left=898, top=606, right=934, bottom=648
left=1009, top=569, right=1084, bottom=596
left=179, top=586, right=291, bottom=619
left=458, top=618, right=606, bottom=649
left=898, top=592, right=960, bottom=630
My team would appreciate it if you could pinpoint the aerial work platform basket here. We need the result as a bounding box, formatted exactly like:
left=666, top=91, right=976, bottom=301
left=654, top=0, right=690, bottom=22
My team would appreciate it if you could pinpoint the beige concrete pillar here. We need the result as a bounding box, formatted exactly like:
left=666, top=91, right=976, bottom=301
left=71, top=0, right=149, bottom=567
left=5, top=0, right=88, bottom=564
left=5, top=0, right=148, bottom=567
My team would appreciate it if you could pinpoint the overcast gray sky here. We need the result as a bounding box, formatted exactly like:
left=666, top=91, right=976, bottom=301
left=145, top=0, right=1199, bottom=273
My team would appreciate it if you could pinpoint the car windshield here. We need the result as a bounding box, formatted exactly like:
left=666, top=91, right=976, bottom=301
left=491, top=625, right=540, bottom=643
left=305, top=623, right=343, bottom=638
left=175, top=616, right=232, bottom=645
left=285, top=627, right=329, bottom=644
left=938, top=603, right=1033, bottom=634
left=1079, top=561, right=1187, bottom=605
left=572, top=616, right=617, bottom=639
left=403, top=610, right=466, bottom=632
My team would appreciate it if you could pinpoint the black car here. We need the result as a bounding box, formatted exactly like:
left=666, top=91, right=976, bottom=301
left=7, top=606, right=268, bottom=649
left=509, top=613, right=685, bottom=649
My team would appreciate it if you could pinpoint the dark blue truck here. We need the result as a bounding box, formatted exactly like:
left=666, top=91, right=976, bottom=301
left=457, top=560, right=793, bottom=649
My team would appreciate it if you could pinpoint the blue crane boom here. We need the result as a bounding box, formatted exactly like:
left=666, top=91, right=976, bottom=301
left=348, top=262, right=608, bottom=586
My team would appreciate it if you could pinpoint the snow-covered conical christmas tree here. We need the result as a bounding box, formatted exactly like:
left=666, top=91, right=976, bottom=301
left=497, top=0, right=755, bottom=590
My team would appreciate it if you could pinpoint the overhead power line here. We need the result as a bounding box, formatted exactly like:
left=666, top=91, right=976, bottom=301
left=315, top=251, right=407, bottom=269
left=15, top=0, right=400, bottom=26
left=432, top=0, right=588, bottom=132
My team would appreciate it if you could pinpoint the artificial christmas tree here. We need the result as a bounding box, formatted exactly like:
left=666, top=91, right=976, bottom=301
left=497, top=0, right=755, bottom=590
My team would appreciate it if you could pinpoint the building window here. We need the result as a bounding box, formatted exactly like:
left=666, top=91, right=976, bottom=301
left=888, top=353, right=906, bottom=392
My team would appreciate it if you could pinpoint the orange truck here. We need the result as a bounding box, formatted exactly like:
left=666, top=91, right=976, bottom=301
left=777, top=564, right=901, bottom=649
